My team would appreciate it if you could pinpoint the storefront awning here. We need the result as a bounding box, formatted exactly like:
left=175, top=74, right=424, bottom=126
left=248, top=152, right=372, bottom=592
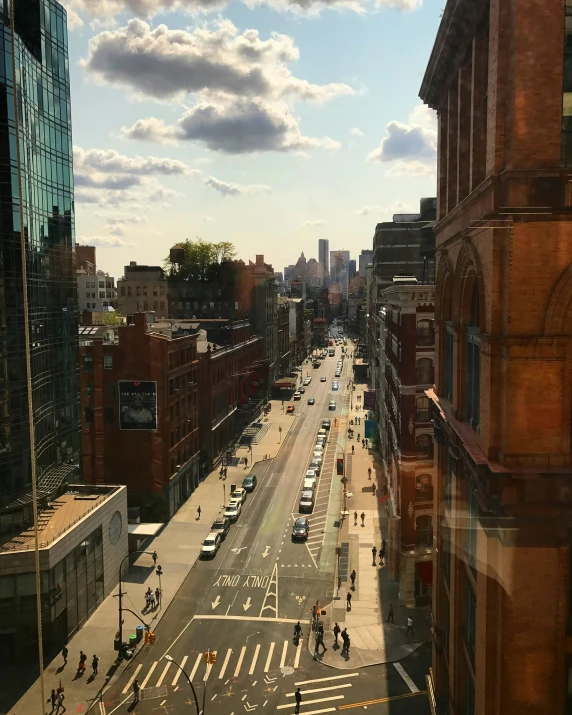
left=128, top=523, right=164, bottom=537
left=416, top=560, right=433, bottom=587
left=272, top=377, right=297, bottom=389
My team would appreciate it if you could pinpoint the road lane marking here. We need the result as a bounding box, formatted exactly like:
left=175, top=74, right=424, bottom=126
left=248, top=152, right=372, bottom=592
left=192, top=615, right=310, bottom=624
left=337, top=691, right=427, bottom=709
left=219, top=648, right=232, bottom=679
left=122, top=664, right=143, bottom=694
left=156, top=661, right=171, bottom=687
left=277, top=696, right=345, bottom=709
left=294, top=642, right=302, bottom=668
left=264, top=642, right=275, bottom=672
left=287, top=684, right=352, bottom=696
left=188, top=653, right=202, bottom=682
left=106, top=694, right=134, bottom=715
left=203, top=660, right=214, bottom=682
left=249, top=644, right=261, bottom=674
left=279, top=640, right=288, bottom=668
left=234, top=646, right=246, bottom=677
left=393, top=662, right=419, bottom=692
left=141, top=661, right=158, bottom=688
left=295, top=673, right=359, bottom=686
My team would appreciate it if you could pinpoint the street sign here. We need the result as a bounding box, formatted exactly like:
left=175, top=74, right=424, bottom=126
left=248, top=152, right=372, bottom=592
left=340, top=476, right=348, bottom=486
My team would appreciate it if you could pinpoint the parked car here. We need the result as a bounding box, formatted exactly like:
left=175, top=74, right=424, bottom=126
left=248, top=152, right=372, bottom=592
left=298, top=387, right=306, bottom=394
left=303, top=377, right=311, bottom=385
left=317, top=429, right=328, bottom=440
left=210, top=517, right=230, bottom=539
left=304, top=474, right=317, bottom=490
left=292, top=516, right=310, bottom=540
left=313, top=443, right=324, bottom=453
left=335, top=371, right=341, bottom=378
left=299, top=490, right=315, bottom=512
left=200, top=532, right=222, bottom=558
left=309, top=460, right=321, bottom=474
left=293, top=392, right=301, bottom=400
left=242, top=474, right=257, bottom=492
left=312, top=451, right=323, bottom=464
left=307, top=397, right=315, bottom=405
left=320, top=376, right=327, bottom=382
left=231, top=487, right=247, bottom=504
left=305, top=468, right=318, bottom=481
left=329, top=401, right=336, bottom=410
left=224, top=501, right=242, bottom=522
left=321, top=419, right=331, bottom=431
left=286, top=404, right=295, bottom=413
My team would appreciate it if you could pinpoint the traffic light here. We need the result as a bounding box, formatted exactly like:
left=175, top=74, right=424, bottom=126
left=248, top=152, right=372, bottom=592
left=204, top=650, right=216, bottom=664
left=156, top=565, right=163, bottom=577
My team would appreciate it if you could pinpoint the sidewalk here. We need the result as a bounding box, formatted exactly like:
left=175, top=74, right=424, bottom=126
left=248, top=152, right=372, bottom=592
left=314, top=380, right=431, bottom=669
left=10, top=401, right=295, bottom=715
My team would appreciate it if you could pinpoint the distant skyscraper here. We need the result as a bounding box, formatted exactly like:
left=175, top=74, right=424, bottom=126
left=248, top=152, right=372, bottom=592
left=330, top=250, right=350, bottom=285
left=0, top=0, right=80, bottom=509
left=359, top=250, right=374, bottom=277
left=349, top=260, right=356, bottom=280
left=318, top=239, right=329, bottom=283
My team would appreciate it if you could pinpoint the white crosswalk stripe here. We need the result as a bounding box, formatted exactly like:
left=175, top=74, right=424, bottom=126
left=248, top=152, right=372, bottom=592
left=128, top=639, right=305, bottom=691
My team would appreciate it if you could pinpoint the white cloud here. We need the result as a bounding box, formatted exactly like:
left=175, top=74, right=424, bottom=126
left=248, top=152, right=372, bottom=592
left=121, top=99, right=341, bottom=155
left=77, top=235, right=137, bottom=247
left=356, top=201, right=413, bottom=218
left=65, top=5, right=84, bottom=29
left=105, top=215, right=147, bottom=235
left=205, top=176, right=272, bottom=196
left=202, top=215, right=217, bottom=222
left=350, top=127, right=363, bottom=137
left=386, top=161, right=435, bottom=176
left=74, top=147, right=201, bottom=177
left=302, top=219, right=327, bottom=227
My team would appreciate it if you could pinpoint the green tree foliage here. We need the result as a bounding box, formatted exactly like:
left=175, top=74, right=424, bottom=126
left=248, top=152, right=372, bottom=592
left=167, top=239, right=237, bottom=281
left=101, top=311, right=124, bottom=326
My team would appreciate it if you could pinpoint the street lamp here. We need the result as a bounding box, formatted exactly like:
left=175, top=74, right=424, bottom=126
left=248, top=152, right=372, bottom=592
left=164, top=655, right=200, bottom=715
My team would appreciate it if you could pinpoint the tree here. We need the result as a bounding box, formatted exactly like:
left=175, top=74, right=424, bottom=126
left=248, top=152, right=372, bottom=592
left=101, top=311, right=124, bottom=325
left=166, top=239, right=237, bottom=282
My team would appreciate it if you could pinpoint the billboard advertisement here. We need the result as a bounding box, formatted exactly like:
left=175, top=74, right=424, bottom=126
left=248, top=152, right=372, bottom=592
left=364, top=390, right=376, bottom=411
left=119, top=381, right=157, bottom=430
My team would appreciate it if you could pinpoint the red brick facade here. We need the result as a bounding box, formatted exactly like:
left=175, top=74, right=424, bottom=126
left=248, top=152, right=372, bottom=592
left=420, top=1, right=572, bottom=713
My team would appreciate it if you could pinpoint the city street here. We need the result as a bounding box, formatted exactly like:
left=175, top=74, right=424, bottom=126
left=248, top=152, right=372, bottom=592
left=99, top=343, right=430, bottom=714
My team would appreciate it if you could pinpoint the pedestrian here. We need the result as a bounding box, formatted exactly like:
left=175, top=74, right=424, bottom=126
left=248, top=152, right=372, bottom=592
left=293, top=621, right=302, bottom=644
left=380, top=546, right=386, bottom=563
left=351, top=445, right=354, bottom=454
left=333, top=622, right=341, bottom=646
left=295, top=688, right=302, bottom=714
left=91, top=654, right=99, bottom=676
left=346, top=591, right=352, bottom=611
left=155, top=586, right=161, bottom=606
left=382, top=538, right=387, bottom=551
left=387, top=604, right=394, bottom=623
left=312, top=604, right=317, bottom=623
left=149, top=591, right=156, bottom=609
left=362, top=439, right=365, bottom=448
left=341, top=629, right=349, bottom=655
left=48, top=689, right=57, bottom=712
left=406, top=616, right=414, bottom=636
left=61, top=645, right=68, bottom=665
left=368, top=467, right=372, bottom=479
left=55, top=690, right=66, bottom=714
left=244, top=457, right=248, bottom=469
left=350, top=569, right=356, bottom=589
left=133, top=679, right=141, bottom=703
left=344, top=633, right=351, bottom=655
left=354, top=511, right=358, bottom=526
left=77, top=651, right=87, bottom=675
left=360, top=511, right=365, bottom=526
left=372, top=545, right=378, bottom=565
left=197, top=505, right=201, bottom=520
left=314, top=630, right=327, bottom=656
left=372, top=483, right=377, bottom=497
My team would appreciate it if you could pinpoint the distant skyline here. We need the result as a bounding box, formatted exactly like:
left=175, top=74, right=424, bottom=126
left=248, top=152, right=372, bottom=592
left=66, top=0, right=441, bottom=279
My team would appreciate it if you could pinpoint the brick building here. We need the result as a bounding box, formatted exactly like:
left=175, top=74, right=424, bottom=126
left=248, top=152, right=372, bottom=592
left=375, top=279, right=435, bottom=607
left=79, top=313, right=200, bottom=520
left=116, top=263, right=168, bottom=318
left=420, top=1, right=572, bottom=713
left=275, top=300, right=292, bottom=379
left=76, top=244, right=96, bottom=275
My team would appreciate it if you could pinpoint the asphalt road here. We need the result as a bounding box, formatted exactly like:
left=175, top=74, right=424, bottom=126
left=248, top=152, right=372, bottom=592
left=101, top=343, right=431, bottom=714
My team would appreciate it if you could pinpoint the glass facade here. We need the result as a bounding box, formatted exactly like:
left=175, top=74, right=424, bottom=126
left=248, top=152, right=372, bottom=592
left=0, top=0, right=79, bottom=510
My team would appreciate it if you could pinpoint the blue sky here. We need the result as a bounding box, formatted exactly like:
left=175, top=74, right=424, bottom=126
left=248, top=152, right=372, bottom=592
left=64, top=0, right=441, bottom=278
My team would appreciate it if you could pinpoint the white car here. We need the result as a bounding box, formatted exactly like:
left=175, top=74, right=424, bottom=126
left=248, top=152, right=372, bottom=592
left=200, top=532, right=222, bottom=558
left=303, top=377, right=311, bottom=386
left=329, top=401, right=336, bottom=410
left=317, top=429, right=328, bottom=440
left=303, top=477, right=317, bottom=491
left=231, top=488, right=247, bottom=504
left=320, top=376, right=327, bottom=382
left=293, top=391, right=302, bottom=400
left=332, top=382, right=339, bottom=390
left=299, top=490, right=315, bottom=512
left=224, top=501, right=242, bottom=522
left=312, top=451, right=323, bottom=464
left=316, top=438, right=326, bottom=450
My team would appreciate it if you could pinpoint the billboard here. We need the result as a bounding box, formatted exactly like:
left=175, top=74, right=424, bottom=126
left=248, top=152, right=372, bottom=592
left=364, top=390, right=376, bottom=411
left=119, top=381, right=157, bottom=430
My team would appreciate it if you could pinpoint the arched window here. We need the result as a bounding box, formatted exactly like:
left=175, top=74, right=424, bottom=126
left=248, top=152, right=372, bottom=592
left=416, top=434, right=433, bottom=460
left=466, top=283, right=481, bottom=431
left=415, top=474, right=433, bottom=502
left=416, top=515, right=433, bottom=546
left=416, top=396, right=430, bottom=422
left=416, top=319, right=434, bottom=346
left=416, top=358, right=433, bottom=385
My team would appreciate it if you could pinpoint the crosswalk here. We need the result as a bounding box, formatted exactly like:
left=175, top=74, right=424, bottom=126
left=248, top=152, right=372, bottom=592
left=277, top=672, right=360, bottom=713
left=122, top=639, right=304, bottom=694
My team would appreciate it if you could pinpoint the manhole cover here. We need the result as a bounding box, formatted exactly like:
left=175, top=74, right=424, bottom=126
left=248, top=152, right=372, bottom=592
left=281, top=666, right=295, bottom=676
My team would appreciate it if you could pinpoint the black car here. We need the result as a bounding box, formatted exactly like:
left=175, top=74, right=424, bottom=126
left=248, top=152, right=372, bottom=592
left=211, top=516, right=230, bottom=539
left=292, top=517, right=310, bottom=540
left=242, top=474, right=257, bottom=492
left=321, top=419, right=331, bottom=431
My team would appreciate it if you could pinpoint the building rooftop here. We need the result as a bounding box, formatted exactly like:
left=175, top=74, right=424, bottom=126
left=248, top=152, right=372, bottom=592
left=0, top=485, right=123, bottom=553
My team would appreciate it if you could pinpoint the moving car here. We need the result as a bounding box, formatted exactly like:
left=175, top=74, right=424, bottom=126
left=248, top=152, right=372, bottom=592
left=320, top=376, right=327, bottom=382
left=335, top=371, right=341, bottom=378
left=293, top=391, right=301, bottom=400
left=321, top=419, right=331, bottom=431
left=292, top=517, right=310, bottom=540
left=224, top=501, right=242, bottom=522
left=211, top=517, right=230, bottom=539
left=298, top=387, right=305, bottom=394
left=242, top=474, right=257, bottom=492
left=200, top=532, right=222, bottom=558
left=332, top=382, right=339, bottom=390
left=286, top=404, right=295, bottom=413
left=307, top=397, right=315, bottom=405
left=329, top=401, right=336, bottom=410
left=231, top=487, right=247, bottom=504
left=299, top=490, right=315, bottom=512
left=304, top=377, right=312, bottom=385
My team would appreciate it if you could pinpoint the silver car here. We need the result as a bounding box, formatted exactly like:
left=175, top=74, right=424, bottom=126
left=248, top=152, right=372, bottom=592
left=299, top=490, right=315, bottom=512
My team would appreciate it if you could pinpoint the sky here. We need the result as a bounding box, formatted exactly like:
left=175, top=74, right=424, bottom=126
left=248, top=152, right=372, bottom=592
left=63, top=0, right=442, bottom=279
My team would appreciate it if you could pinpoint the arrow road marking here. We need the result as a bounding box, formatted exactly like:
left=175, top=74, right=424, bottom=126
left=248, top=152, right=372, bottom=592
left=244, top=703, right=258, bottom=712
left=232, top=547, right=248, bottom=554
left=262, top=546, right=271, bottom=558
left=264, top=675, right=277, bottom=684
left=243, top=597, right=252, bottom=612
left=212, top=595, right=221, bottom=609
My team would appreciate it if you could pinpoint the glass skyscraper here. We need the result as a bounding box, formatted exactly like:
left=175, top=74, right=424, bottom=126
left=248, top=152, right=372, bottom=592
left=0, top=0, right=80, bottom=520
